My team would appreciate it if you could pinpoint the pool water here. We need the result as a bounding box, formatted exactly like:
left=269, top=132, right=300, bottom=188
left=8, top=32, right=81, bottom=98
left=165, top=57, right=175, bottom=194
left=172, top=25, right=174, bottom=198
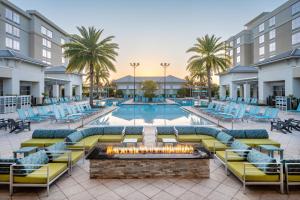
left=89, top=104, right=214, bottom=126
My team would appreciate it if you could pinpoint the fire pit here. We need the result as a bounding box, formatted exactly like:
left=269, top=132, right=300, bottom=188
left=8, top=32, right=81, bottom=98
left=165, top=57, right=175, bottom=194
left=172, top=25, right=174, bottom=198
left=87, top=145, right=211, bottom=179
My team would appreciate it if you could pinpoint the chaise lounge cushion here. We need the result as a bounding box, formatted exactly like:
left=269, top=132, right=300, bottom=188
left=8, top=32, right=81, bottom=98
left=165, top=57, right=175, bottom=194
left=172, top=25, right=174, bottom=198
left=175, top=126, right=196, bottom=135
left=46, top=142, right=67, bottom=159
left=216, top=151, right=245, bottom=162
left=53, top=151, right=84, bottom=165
left=103, top=126, right=124, bottom=135
left=156, top=126, right=175, bottom=135
left=81, top=127, right=104, bottom=138
left=32, top=129, right=76, bottom=138
left=195, top=127, right=220, bottom=137
left=236, top=139, right=280, bottom=147
left=247, top=150, right=277, bottom=173
left=202, top=139, right=228, bottom=152
left=227, top=162, right=280, bottom=182
left=71, top=135, right=100, bottom=149
left=125, top=126, right=143, bottom=135
left=65, top=131, right=84, bottom=143
left=13, top=163, right=68, bottom=184
left=21, top=138, right=65, bottom=148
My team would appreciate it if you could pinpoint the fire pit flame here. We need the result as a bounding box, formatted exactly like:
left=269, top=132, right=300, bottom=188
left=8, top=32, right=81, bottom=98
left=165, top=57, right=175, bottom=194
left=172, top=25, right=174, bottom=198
left=106, top=145, right=194, bottom=155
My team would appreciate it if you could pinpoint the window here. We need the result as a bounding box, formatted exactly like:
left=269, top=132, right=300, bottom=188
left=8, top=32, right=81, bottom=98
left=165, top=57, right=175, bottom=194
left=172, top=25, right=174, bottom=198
left=5, top=38, right=12, bottom=48
left=269, top=17, right=275, bottom=27
left=259, top=46, right=265, bottom=55
left=292, top=17, right=300, bottom=30
left=236, top=56, right=240, bottom=63
left=229, top=50, right=233, bottom=56
left=236, top=47, right=240, bottom=54
left=41, top=26, right=52, bottom=38
left=5, top=8, right=20, bottom=24
left=6, top=23, right=20, bottom=37
left=292, top=32, right=300, bottom=45
left=236, top=37, right=240, bottom=45
left=13, top=40, right=20, bottom=50
left=42, top=49, right=47, bottom=58
left=62, top=57, right=65, bottom=64
left=61, top=38, right=65, bottom=45
left=61, top=47, right=65, bottom=54
left=230, top=41, right=233, bottom=47
left=12, top=26, right=19, bottom=37
left=292, top=1, right=300, bottom=15
left=5, top=23, right=12, bottom=34
left=259, top=35, right=264, bottom=44
left=269, top=29, right=276, bottom=40
left=47, top=51, right=51, bottom=59
left=259, top=23, right=264, bottom=32
left=42, top=38, right=51, bottom=48
left=269, top=42, right=276, bottom=52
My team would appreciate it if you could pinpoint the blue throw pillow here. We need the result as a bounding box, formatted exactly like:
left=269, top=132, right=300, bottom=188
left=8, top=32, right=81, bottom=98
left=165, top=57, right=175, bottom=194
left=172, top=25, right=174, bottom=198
left=103, top=126, right=124, bottom=135
left=81, top=127, right=104, bottom=138
left=222, top=129, right=246, bottom=139
left=175, top=126, right=196, bottom=135
left=65, top=131, right=84, bottom=143
left=16, top=150, right=49, bottom=175
left=216, top=131, right=233, bottom=144
left=230, top=140, right=251, bottom=157
left=247, top=150, right=277, bottom=173
left=125, top=126, right=143, bottom=135
left=195, top=127, right=220, bottom=137
left=156, top=126, right=175, bottom=135
left=244, top=129, right=269, bottom=139
left=0, top=158, right=17, bottom=174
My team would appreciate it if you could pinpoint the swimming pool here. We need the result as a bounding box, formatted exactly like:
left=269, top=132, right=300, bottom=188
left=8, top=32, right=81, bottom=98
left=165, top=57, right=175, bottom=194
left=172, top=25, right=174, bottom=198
left=89, top=104, right=214, bottom=126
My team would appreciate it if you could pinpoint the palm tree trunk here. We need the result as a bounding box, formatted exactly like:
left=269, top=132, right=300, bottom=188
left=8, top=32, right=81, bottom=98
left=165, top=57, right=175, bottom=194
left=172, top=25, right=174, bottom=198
left=89, top=63, right=94, bottom=106
left=206, top=67, right=212, bottom=102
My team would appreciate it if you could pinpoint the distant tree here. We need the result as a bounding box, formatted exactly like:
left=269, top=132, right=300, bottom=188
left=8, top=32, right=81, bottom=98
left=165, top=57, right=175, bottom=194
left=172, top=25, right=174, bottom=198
left=211, top=83, right=220, bottom=98
left=177, top=88, right=189, bottom=98
left=116, top=89, right=123, bottom=98
left=141, top=80, right=158, bottom=99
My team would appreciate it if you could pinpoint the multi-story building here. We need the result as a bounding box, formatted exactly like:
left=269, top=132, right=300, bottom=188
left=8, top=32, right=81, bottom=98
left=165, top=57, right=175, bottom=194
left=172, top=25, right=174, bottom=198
left=0, top=0, right=82, bottom=104
left=219, top=0, right=300, bottom=104
left=113, top=75, right=186, bottom=97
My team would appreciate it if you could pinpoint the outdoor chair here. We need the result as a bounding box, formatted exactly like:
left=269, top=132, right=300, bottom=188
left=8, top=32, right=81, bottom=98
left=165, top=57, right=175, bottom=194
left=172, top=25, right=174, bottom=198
left=202, top=131, right=234, bottom=153
left=0, top=119, right=8, bottom=130
left=155, top=126, right=177, bottom=143
left=17, top=109, right=42, bottom=122
left=290, top=119, right=300, bottom=131
left=271, top=119, right=293, bottom=134
left=8, top=119, right=30, bottom=133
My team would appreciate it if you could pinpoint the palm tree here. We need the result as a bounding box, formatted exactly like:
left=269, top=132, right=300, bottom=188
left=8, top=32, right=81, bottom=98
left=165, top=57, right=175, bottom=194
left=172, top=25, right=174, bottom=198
left=186, top=34, right=231, bottom=102
left=86, top=65, right=110, bottom=98
left=190, top=67, right=207, bottom=86
left=63, top=26, right=118, bottom=106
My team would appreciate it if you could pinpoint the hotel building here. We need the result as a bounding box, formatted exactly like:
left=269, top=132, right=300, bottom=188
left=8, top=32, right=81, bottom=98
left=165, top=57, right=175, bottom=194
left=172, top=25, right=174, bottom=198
left=219, top=0, right=300, bottom=104
left=0, top=0, right=82, bottom=104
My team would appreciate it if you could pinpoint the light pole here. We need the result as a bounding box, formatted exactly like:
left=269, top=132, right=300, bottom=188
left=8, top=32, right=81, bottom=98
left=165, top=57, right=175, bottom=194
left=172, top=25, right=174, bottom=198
left=130, top=62, right=140, bottom=101
left=160, top=63, right=170, bottom=100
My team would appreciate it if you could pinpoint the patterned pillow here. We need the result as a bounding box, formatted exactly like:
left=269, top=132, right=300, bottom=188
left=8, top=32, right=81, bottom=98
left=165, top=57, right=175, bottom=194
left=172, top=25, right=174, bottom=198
left=230, top=140, right=251, bottom=157
left=175, top=126, right=196, bottom=135
left=65, top=131, right=84, bottom=143
left=244, top=129, right=269, bottom=139
left=156, top=126, right=175, bottom=135
left=0, top=158, right=17, bottom=174
left=222, top=129, right=246, bottom=139
left=81, top=127, right=104, bottom=137
left=125, top=126, right=143, bottom=135
left=195, top=127, right=220, bottom=137
left=216, top=132, right=233, bottom=144
left=247, top=150, right=277, bottom=173
left=16, top=150, right=49, bottom=175
left=103, top=126, right=124, bottom=135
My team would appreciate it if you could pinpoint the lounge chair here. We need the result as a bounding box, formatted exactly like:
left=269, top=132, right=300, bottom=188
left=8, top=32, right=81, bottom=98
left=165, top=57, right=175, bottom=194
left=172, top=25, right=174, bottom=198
left=0, top=119, right=8, bottom=130
left=53, top=107, right=81, bottom=122
left=290, top=119, right=300, bottom=131
left=8, top=119, right=30, bottom=133
left=17, top=109, right=42, bottom=122
left=27, top=108, right=48, bottom=120
left=251, top=108, right=279, bottom=121
left=271, top=119, right=293, bottom=134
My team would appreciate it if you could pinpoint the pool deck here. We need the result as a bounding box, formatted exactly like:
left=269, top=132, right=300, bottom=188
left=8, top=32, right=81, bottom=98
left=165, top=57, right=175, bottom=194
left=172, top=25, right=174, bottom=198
left=1, top=104, right=300, bottom=199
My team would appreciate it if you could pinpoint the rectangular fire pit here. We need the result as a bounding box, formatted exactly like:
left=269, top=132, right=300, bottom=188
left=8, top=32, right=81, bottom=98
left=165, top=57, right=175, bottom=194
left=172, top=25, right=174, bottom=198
left=86, top=145, right=211, bottom=179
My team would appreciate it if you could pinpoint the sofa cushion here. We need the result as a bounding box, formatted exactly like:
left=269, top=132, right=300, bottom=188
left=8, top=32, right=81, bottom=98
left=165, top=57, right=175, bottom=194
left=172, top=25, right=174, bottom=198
left=124, top=135, right=143, bottom=142
left=16, top=150, right=49, bottom=175
left=65, top=131, right=84, bottom=143
left=175, top=126, right=196, bottom=135
left=99, top=135, right=123, bottom=142
left=21, top=139, right=64, bottom=148
left=230, top=140, right=251, bottom=157
left=0, top=158, right=17, bottom=174
left=202, top=139, right=228, bottom=152
left=71, top=135, right=100, bottom=150
left=156, top=126, right=175, bottom=135
left=81, top=127, right=104, bottom=138
left=244, top=129, right=269, bottom=139
left=157, top=135, right=176, bottom=142
left=32, top=129, right=76, bottom=139
left=53, top=151, right=84, bottom=165
left=236, top=139, right=280, bottom=148
left=103, top=126, right=124, bottom=135
left=46, top=142, right=67, bottom=159
left=222, top=129, right=246, bottom=139
left=247, top=150, right=277, bottom=173
left=177, top=135, right=214, bottom=142
left=195, top=127, right=220, bottom=137
left=216, top=151, right=245, bottom=162
left=216, top=132, right=233, bottom=144
left=125, top=126, right=143, bottom=135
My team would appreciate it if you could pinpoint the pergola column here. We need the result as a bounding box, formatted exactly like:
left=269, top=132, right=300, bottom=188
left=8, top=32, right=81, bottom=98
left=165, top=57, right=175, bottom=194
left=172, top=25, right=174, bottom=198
left=52, top=84, right=59, bottom=98
left=243, top=83, right=251, bottom=99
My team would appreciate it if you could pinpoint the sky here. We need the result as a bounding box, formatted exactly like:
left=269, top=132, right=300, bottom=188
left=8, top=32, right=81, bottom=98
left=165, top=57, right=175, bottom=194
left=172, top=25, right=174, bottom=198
left=11, top=0, right=287, bottom=80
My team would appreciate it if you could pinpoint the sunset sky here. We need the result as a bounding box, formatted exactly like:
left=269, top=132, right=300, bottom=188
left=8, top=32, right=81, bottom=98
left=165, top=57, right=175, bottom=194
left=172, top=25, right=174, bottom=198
left=11, top=0, right=286, bottom=80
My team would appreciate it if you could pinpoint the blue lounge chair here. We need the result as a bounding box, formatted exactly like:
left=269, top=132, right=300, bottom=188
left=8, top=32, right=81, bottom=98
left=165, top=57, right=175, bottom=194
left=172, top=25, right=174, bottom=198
left=250, top=98, right=258, bottom=105
left=17, top=109, right=42, bottom=122
left=251, top=107, right=279, bottom=121
left=237, top=97, right=243, bottom=103
left=27, top=107, right=49, bottom=120
left=244, top=106, right=260, bottom=118
left=53, top=107, right=81, bottom=122
left=218, top=105, right=246, bottom=121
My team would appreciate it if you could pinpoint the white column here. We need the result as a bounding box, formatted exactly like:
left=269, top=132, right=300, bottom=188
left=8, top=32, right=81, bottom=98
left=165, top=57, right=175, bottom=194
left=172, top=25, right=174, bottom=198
left=3, top=78, right=19, bottom=95
left=32, top=82, right=44, bottom=104
left=52, top=84, right=59, bottom=98
left=259, top=81, right=272, bottom=104
left=229, top=83, right=237, bottom=99
left=64, top=82, right=72, bottom=98
left=75, top=85, right=82, bottom=99
left=243, top=83, right=251, bottom=99
left=219, top=85, right=226, bottom=98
